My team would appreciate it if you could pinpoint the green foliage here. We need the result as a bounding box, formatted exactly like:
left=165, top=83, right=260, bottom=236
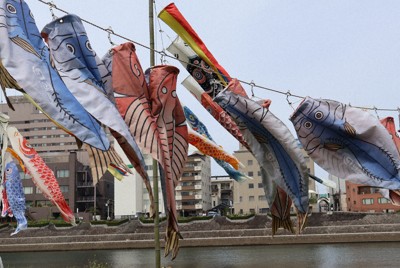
left=0, top=223, right=10, bottom=229
left=90, top=220, right=108, bottom=225
left=226, top=213, right=255, bottom=220
left=309, top=197, right=318, bottom=204
left=178, top=215, right=212, bottom=223
left=139, top=216, right=167, bottom=223
left=52, top=220, right=73, bottom=227
left=27, top=220, right=49, bottom=227
left=105, top=218, right=129, bottom=226
left=90, top=218, right=130, bottom=226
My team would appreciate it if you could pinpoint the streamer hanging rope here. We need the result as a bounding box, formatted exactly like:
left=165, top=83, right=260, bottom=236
left=36, top=0, right=399, bottom=113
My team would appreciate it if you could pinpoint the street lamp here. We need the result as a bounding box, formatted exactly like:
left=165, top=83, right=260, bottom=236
left=105, top=199, right=110, bottom=220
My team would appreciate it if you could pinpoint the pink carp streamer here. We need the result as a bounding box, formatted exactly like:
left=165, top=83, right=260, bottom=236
left=105, top=42, right=188, bottom=259
left=7, top=126, right=75, bottom=225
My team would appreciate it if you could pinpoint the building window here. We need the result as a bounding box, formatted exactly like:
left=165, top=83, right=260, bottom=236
left=362, top=198, right=374, bottom=205
left=36, top=187, right=42, bottom=194
left=23, top=187, right=33, bottom=194
left=378, top=198, right=390, bottom=204
left=257, top=171, right=261, bottom=177
left=249, top=196, right=255, bottom=202
left=248, top=171, right=254, bottom=177
left=239, top=196, right=243, bottom=202
left=353, top=201, right=356, bottom=205
left=248, top=183, right=254, bottom=189
left=239, top=209, right=243, bottom=214
left=249, top=208, right=255, bottom=214
left=60, top=186, right=69, bottom=193
left=259, top=208, right=269, bottom=214
left=36, top=200, right=52, bottom=207
left=247, top=160, right=253, bottom=166
left=258, top=183, right=263, bottom=188
left=258, top=195, right=266, bottom=201
left=57, top=170, right=69, bottom=178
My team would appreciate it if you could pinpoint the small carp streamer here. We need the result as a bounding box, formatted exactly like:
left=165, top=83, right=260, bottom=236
left=183, top=105, right=251, bottom=182
left=187, top=128, right=242, bottom=170
left=2, top=153, right=28, bottom=236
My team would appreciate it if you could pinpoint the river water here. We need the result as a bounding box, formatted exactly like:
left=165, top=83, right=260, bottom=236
left=1, top=242, right=399, bottom=268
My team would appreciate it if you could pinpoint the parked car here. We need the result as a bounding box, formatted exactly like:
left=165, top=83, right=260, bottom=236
left=207, top=211, right=220, bottom=217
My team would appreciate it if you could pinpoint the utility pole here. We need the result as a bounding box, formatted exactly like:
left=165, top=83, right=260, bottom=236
left=149, top=1, right=160, bottom=267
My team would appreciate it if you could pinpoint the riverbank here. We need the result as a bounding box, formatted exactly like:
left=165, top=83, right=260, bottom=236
left=1, top=212, right=400, bottom=252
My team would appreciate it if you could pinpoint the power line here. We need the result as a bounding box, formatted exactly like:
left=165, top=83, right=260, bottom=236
left=37, top=0, right=400, bottom=114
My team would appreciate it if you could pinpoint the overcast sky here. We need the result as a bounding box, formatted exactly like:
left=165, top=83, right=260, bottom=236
left=19, top=1, right=400, bottom=192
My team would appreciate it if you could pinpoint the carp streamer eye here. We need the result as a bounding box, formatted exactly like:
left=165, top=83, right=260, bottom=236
left=7, top=4, right=16, bottom=13
left=66, top=44, right=75, bottom=54
left=86, top=40, right=93, bottom=52
left=171, top=90, right=177, bottom=98
left=161, top=87, right=168, bottom=94
left=304, top=121, right=313, bottom=129
left=314, top=111, right=324, bottom=120
left=6, top=167, right=12, bottom=175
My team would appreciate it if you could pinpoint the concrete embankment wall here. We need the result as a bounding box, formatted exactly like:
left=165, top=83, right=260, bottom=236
left=1, top=213, right=400, bottom=252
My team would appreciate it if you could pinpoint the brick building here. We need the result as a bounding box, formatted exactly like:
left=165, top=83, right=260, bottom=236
left=346, top=181, right=400, bottom=213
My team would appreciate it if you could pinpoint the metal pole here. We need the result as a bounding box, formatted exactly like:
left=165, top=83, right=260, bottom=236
left=93, top=184, right=97, bottom=221
left=149, top=1, right=160, bottom=267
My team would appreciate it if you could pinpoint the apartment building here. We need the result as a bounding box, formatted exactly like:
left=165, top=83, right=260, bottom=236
left=1, top=96, right=114, bottom=221
left=113, top=145, right=167, bottom=219
left=176, top=152, right=212, bottom=216
left=232, top=143, right=316, bottom=215
left=346, top=181, right=400, bottom=213
left=210, top=175, right=234, bottom=214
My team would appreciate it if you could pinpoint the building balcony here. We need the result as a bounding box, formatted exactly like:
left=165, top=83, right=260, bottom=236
left=180, top=176, right=195, bottom=182
left=76, top=182, right=94, bottom=188
left=76, top=197, right=95, bottom=202
left=181, top=205, right=196, bottom=210
left=180, top=185, right=196, bottom=191
left=181, top=195, right=195, bottom=200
